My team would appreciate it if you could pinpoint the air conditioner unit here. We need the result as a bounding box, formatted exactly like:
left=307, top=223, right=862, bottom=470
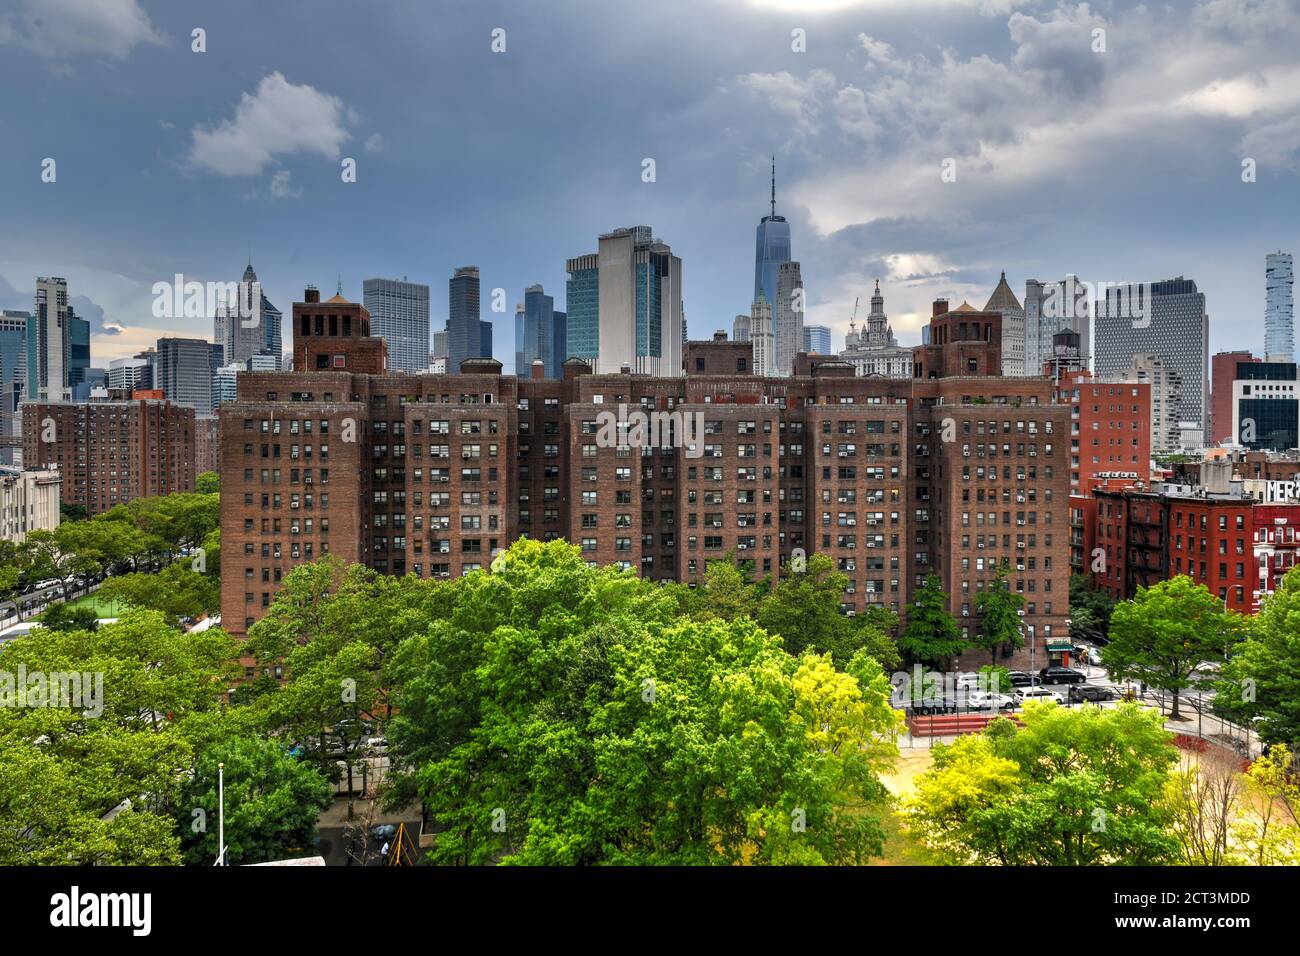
left=1016, top=564, right=1025, bottom=571
left=1017, top=542, right=1026, bottom=549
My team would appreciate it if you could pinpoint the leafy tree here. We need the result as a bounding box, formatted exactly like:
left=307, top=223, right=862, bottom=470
left=973, top=562, right=1024, bottom=666
left=0, top=540, right=29, bottom=621
left=38, top=601, right=100, bottom=633
left=1231, top=745, right=1300, bottom=866
left=1069, top=573, right=1115, bottom=642
left=906, top=702, right=1179, bottom=865
left=22, top=528, right=93, bottom=599
left=387, top=539, right=902, bottom=865
left=756, top=553, right=900, bottom=669
left=243, top=559, right=444, bottom=808
left=195, top=471, right=220, bottom=495
left=99, top=561, right=219, bottom=626
left=0, top=610, right=245, bottom=864
left=686, top=558, right=758, bottom=621
left=177, top=735, right=331, bottom=865
left=59, top=503, right=87, bottom=523
left=1107, top=576, right=1243, bottom=720
left=1217, top=567, right=1300, bottom=748
left=897, top=574, right=965, bottom=668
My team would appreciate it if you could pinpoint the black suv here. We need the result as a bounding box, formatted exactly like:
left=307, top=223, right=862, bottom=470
left=1005, top=671, right=1035, bottom=688
left=1039, top=666, right=1086, bottom=685
left=1069, top=684, right=1118, bottom=703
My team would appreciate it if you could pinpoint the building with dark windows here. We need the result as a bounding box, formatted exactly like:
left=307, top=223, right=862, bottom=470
left=219, top=291, right=1068, bottom=668
left=447, top=266, right=493, bottom=373
left=1231, top=359, right=1299, bottom=451
left=754, top=157, right=791, bottom=320
left=22, top=395, right=196, bottom=514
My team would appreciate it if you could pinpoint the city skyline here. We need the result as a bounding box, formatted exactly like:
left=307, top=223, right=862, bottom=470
left=1, top=1, right=1297, bottom=374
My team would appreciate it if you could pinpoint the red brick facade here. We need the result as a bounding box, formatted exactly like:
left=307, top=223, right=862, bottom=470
left=22, top=397, right=196, bottom=514
left=218, top=290, right=1070, bottom=669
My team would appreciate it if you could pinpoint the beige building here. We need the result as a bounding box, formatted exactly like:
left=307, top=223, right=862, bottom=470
left=0, top=466, right=61, bottom=542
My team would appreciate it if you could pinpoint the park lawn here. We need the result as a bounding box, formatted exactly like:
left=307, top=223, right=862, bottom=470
left=62, top=590, right=128, bottom=619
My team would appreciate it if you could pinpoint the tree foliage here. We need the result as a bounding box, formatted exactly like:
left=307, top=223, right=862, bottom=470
left=385, top=539, right=902, bottom=865
left=0, top=611, right=245, bottom=864
left=177, top=735, right=331, bottom=865
left=973, top=562, right=1024, bottom=665
left=897, top=574, right=965, bottom=667
left=1106, top=576, right=1244, bottom=719
left=906, top=702, right=1179, bottom=865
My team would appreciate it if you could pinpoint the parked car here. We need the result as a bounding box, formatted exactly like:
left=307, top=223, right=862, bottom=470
left=966, top=690, right=1017, bottom=711
left=1039, top=665, right=1086, bottom=685
left=366, top=736, right=389, bottom=755
left=955, top=672, right=984, bottom=690
left=1014, top=686, right=1064, bottom=705
left=1068, top=684, right=1118, bottom=703
left=1005, top=670, right=1035, bottom=688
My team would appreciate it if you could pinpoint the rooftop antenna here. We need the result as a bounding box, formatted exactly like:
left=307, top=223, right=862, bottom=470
left=336, top=274, right=343, bottom=297
left=770, top=155, right=776, bottom=219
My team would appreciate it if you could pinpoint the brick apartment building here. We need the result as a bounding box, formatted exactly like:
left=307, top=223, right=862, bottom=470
left=196, top=415, right=220, bottom=475
left=220, top=289, right=1070, bottom=668
left=1053, top=370, right=1151, bottom=495
left=21, top=394, right=197, bottom=514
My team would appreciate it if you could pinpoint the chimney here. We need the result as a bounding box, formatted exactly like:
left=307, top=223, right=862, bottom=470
left=620, top=364, right=631, bottom=374
left=932, top=298, right=948, bottom=318
left=713, top=331, right=727, bottom=342
left=304, top=286, right=320, bottom=304
left=531, top=359, right=545, bottom=380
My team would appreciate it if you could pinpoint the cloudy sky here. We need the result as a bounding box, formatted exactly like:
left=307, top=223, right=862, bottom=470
left=1, top=0, right=1297, bottom=372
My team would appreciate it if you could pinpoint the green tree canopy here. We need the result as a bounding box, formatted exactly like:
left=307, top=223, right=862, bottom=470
left=756, top=553, right=900, bottom=669
left=906, top=702, right=1179, bottom=865
left=973, top=562, right=1024, bottom=666
left=1106, top=576, right=1244, bottom=719
left=0, top=610, right=245, bottom=864
left=1217, top=567, right=1300, bottom=747
left=385, top=539, right=902, bottom=865
left=177, top=735, right=331, bottom=865
left=897, top=574, right=965, bottom=668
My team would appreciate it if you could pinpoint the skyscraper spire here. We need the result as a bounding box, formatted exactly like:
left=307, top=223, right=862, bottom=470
left=770, top=155, right=776, bottom=219
left=336, top=274, right=343, bottom=297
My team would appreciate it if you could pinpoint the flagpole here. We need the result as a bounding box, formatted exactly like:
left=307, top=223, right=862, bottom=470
left=217, top=761, right=225, bottom=866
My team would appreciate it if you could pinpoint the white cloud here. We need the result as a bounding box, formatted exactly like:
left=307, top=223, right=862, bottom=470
left=188, top=72, right=352, bottom=176
left=364, top=132, right=386, bottom=153
left=0, top=0, right=163, bottom=61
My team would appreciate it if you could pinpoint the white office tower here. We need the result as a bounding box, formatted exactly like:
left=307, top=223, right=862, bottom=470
left=985, top=272, right=1025, bottom=376
left=733, top=314, right=751, bottom=343
left=32, top=277, right=70, bottom=401
left=750, top=292, right=774, bottom=377
left=585, top=226, right=684, bottom=376
left=107, top=356, right=149, bottom=391
left=1024, top=276, right=1090, bottom=375
left=1265, top=252, right=1294, bottom=362
left=774, top=261, right=804, bottom=376
left=363, top=276, right=431, bottom=373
